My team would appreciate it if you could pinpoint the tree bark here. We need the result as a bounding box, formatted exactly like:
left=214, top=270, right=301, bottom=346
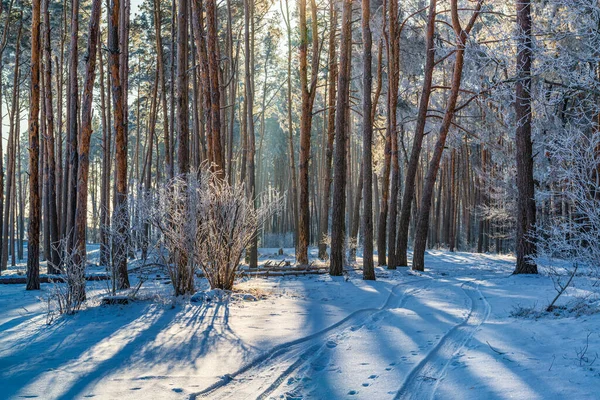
left=109, top=0, right=130, bottom=288
left=296, top=0, right=320, bottom=265
left=153, top=0, right=172, bottom=180
left=27, top=0, right=42, bottom=290
left=514, top=0, right=537, bottom=274
left=361, top=0, right=375, bottom=280
left=317, top=0, right=337, bottom=260
left=206, top=0, right=225, bottom=177
left=2, top=19, right=21, bottom=273
left=244, top=0, right=258, bottom=268
left=386, top=0, right=400, bottom=269
left=42, top=0, right=61, bottom=272
left=330, top=0, right=352, bottom=276
left=396, top=0, right=436, bottom=267
left=412, top=0, right=482, bottom=272
left=176, top=0, right=189, bottom=174
left=72, top=0, right=102, bottom=301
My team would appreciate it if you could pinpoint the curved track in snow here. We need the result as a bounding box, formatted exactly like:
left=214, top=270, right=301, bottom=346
left=394, top=282, right=491, bottom=400
left=189, top=278, right=432, bottom=400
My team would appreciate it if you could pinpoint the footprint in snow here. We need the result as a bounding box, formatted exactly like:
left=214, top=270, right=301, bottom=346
left=348, top=390, right=359, bottom=395
left=326, top=340, right=338, bottom=348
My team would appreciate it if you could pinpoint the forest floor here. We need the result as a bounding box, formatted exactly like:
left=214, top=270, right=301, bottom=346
left=1, top=247, right=600, bottom=399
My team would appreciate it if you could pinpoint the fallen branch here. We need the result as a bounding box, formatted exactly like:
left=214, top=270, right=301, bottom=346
left=486, top=341, right=506, bottom=355
left=0, top=274, right=111, bottom=284
left=547, top=263, right=578, bottom=312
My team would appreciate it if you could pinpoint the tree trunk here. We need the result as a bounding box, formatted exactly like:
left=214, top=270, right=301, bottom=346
left=2, top=19, right=21, bottom=272
left=376, top=0, right=391, bottom=266
left=109, top=0, right=130, bottom=289
left=412, top=0, right=482, bottom=271
left=153, top=0, right=172, bottom=180
left=282, top=0, right=298, bottom=249
left=244, top=0, right=258, bottom=268
left=42, top=0, right=61, bottom=272
left=396, top=0, right=436, bottom=267
left=99, top=23, right=111, bottom=267
left=176, top=0, right=189, bottom=174
left=514, top=0, right=537, bottom=274
left=206, top=0, right=224, bottom=177
left=361, top=0, right=375, bottom=280
left=386, top=0, right=400, bottom=269
left=27, top=0, right=42, bottom=290
left=65, top=0, right=80, bottom=255
left=330, top=0, right=352, bottom=276
left=318, top=0, right=337, bottom=261
left=72, top=0, right=102, bottom=301
left=296, top=0, right=319, bottom=265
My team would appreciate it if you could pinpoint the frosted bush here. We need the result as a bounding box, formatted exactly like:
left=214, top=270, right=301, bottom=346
left=149, top=168, right=282, bottom=294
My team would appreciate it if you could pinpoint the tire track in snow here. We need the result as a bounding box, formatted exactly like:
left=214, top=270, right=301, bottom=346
left=394, top=281, right=491, bottom=400
left=189, top=278, right=432, bottom=400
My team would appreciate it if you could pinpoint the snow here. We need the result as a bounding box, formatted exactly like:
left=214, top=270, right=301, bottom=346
left=1, top=248, right=600, bottom=399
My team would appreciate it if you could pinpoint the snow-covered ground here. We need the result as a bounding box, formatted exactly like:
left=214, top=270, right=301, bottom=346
left=1, top=248, right=599, bottom=399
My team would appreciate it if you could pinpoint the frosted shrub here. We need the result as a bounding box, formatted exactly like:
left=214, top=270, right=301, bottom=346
left=536, top=129, right=600, bottom=309
left=45, top=239, right=86, bottom=321
left=150, top=168, right=282, bottom=294
left=196, top=177, right=282, bottom=290
left=537, top=129, right=600, bottom=273
left=150, top=172, right=207, bottom=296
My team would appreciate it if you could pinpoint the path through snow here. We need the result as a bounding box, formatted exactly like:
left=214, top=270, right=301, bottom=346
left=1, top=249, right=600, bottom=399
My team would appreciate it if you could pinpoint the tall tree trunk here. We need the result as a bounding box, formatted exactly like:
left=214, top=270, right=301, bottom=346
left=65, top=0, right=80, bottom=254
left=27, top=0, right=42, bottom=290
left=412, top=0, right=482, bottom=271
left=153, top=0, right=172, bottom=180
left=99, top=24, right=111, bottom=267
left=109, top=0, right=130, bottom=288
left=206, top=0, right=224, bottom=177
left=42, top=0, right=61, bottom=272
left=317, top=0, right=337, bottom=260
left=176, top=0, right=189, bottom=174
left=361, top=0, right=375, bottom=280
left=244, top=0, right=257, bottom=268
left=376, top=0, right=391, bottom=266
left=396, top=0, right=436, bottom=267
left=73, top=0, right=102, bottom=301
left=386, top=0, right=400, bottom=269
left=0, top=0, right=15, bottom=272
left=2, top=19, right=21, bottom=272
left=282, top=0, right=298, bottom=248
left=330, top=0, right=352, bottom=276
left=296, top=0, right=320, bottom=265
left=514, top=0, right=537, bottom=274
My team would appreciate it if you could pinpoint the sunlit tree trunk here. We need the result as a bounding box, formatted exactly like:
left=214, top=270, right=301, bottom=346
left=42, top=0, right=61, bottom=272
left=27, top=0, right=42, bottom=290
left=396, top=0, right=436, bottom=267
left=73, top=0, right=102, bottom=301
left=361, top=0, right=375, bottom=280
left=412, top=0, right=482, bottom=271
left=109, top=0, right=130, bottom=288
left=296, top=0, right=320, bottom=265
left=176, top=0, right=189, bottom=174
left=330, top=0, right=352, bottom=276
left=318, top=0, right=337, bottom=260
